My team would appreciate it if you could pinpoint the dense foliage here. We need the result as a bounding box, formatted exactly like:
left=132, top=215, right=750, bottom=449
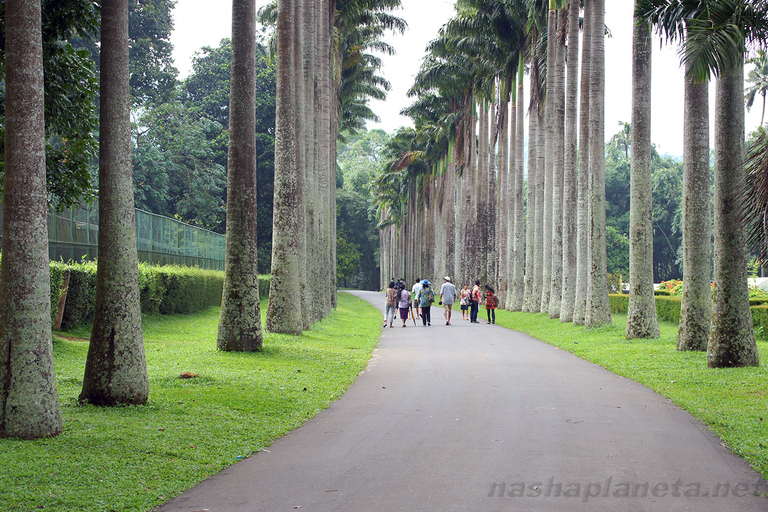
left=337, top=129, right=387, bottom=290
left=604, top=123, right=687, bottom=282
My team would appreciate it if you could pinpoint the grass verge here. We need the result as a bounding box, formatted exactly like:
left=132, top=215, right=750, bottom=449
left=492, top=308, right=768, bottom=481
left=0, top=292, right=381, bottom=512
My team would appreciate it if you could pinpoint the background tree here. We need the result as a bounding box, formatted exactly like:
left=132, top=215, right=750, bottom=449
left=746, top=49, right=768, bottom=126
left=179, top=38, right=276, bottom=269
left=0, top=0, right=64, bottom=439
left=81, top=0, right=149, bottom=405
left=0, top=0, right=100, bottom=210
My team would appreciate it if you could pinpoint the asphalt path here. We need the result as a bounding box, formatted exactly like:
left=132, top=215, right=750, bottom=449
left=156, top=290, right=768, bottom=512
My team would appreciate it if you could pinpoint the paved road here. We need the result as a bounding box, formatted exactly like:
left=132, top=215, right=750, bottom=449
left=156, top=290, right=768, bottom=512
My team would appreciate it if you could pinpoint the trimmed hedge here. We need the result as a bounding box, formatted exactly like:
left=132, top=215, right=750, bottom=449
left=609, top=293, right=768, bottom=337
left=0, top=257, right=271, bottom=330
left=608, top=294, right=681, bottom=323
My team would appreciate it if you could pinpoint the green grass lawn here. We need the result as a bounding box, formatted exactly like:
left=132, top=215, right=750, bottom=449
left=492, top=308, right=768, bottom=482
left=0, top=292, right=382, bottom=512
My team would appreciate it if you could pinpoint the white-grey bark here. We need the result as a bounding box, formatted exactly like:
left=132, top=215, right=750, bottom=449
left=0, top=0, right=64, bottom=438
left=626, top=7, right=660, bottom=339
left=82, top=0, right=150, bottom=403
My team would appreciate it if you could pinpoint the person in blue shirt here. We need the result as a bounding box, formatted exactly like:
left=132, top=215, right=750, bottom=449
left=416, top=280, right=435, bottom=326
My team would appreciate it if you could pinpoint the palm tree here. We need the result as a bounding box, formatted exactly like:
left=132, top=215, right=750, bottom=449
left=639, top=0, right=768, bottom=365
left=626, top=0, right=660, bottom=339
left=540, top=2, right=557, bottom=313
left=585, top=0, right=612, bottom=328
left=549, top=7, right=566, bottom=319
left=559, top=0, right=579, bottom=323
left=746, top=49, right=768, bottom=126
left=709, top=61, right=759, bottom=367
left=573, top=0, right=592, bottom=326
left=511, top=55, right=526, bottom=311
left=638, top=1, right=711, bottom=350
left=679, top=35, right=711, bottom=351
left=81, top=0, right=149, bottom=405
left=0, top=0, right=63, bottom=438
left=219, top=0, right=265, bottom=346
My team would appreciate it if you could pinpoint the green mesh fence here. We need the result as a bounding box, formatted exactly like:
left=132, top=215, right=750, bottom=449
left=0, top=201, right=225, bottom=270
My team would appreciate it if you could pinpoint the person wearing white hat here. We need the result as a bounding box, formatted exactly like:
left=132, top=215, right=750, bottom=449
left=439, top=276, right=457, bottom=325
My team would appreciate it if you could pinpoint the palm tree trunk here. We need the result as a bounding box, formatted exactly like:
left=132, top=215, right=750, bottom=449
left=499, top=87, right=510, bottom=308
left=573, top=0, right=592, bottom=326
left=707, top=64, right=759, bottom=368
left=267, top=0, right=305, bottom=335
left=512, top=57, right=526, bottom=311
left=541, top=5, right=557, bottom=313
left=533, top=108, right=546, bottom=311
left=626, top=3, right=660, bottom=339
left=560, top=0, right=579, bottom=323
left=677, top=58, right=711, bottom=351
left=503, top=82, right=514, bottom=309
left=523, top=92, right=539, bottom=313
left=82, top=0, right=150, bottom=404
left=488, top=101, right=498, bottom=290
left=549, top=9, right=566, bottom=319
left=0, top=0, right=63, bottom=438
left=585, top=0, right=612, bottom=328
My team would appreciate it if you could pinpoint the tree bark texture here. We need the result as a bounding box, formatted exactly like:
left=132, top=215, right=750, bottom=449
left=511, top=60, right=526, bottom=311
left=549, top=10, right=566, bottom=319
left=626, top=8, right=660, bottom=339
left=707, top=65, right=759, bottom=368
left=82, top=0, right=150, bottom=404
left=677, top=59, right=711, bottom=351
left=585, top=0, right=612, bottom=328
left=573, top=0, right=592, bottom=326
left=0, top=0, right=64, bottom=438
left=541, top=7, right=557, bottom=313
left=560, top=0, right=579, bottom=323
left=218, top=0, right=265, bottom=347
left=268, top=0, right=306, bottom=335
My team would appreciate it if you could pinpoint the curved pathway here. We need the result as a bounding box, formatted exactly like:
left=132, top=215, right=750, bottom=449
left=157, top=290, right=768, bottom=511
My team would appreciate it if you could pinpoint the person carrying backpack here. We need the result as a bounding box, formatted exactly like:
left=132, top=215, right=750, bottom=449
left=416, top=279, right=435, bottom=326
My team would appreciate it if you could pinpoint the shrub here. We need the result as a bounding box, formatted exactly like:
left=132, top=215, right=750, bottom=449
left=654, top=289, right=672, bottom=296
left=655, top=295, right=682, bottom=323
left=60, top=261, right=98, bottom=330
left=609, top=294, right=628, bottom=314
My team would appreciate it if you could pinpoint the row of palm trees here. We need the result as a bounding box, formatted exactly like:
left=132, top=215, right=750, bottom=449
left=262, top=0, right=405, bottom=335
left=0, top=0, right=403, bottom=440
left=375, top=0, right=767, bottom=369
left=1, top=0, right=146, bottom=439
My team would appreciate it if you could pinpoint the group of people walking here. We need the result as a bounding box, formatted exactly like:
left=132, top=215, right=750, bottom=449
left=384, top=277, right=498, bottom=328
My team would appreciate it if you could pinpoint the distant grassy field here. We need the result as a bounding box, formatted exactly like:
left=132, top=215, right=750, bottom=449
left=492, top=308, right=768, bottom=483
left=0, top=292, right=381, bottom=512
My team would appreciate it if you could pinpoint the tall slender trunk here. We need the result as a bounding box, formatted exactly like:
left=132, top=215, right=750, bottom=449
left=573, top=0, right=592, bottom=326
left=0, top=0, right=63, bottom=438
left=626, top=6, right=659, bottom=339
left=488, top=101, right=498, bottom=290
left=533, top=108, right=546, bottom=311
left=503, top=82, right=514, bottom=309
left=560, top=0, right=579, bottom=323
left=499, top=87, right=510, bottom=308
left=267, top=0, right=304, bottom=335
left=541, top=6, right=557, bottom=313
left=586, top=0, right=611, bottom=328
left=82, top=0, right=150, bottom=403
left=677, top=56, right=711, bottom=351
left=512, top=57, right=526, bottom=311
left=523, top=93, right=539, bottom=312
left=446, top=153, right=457, bottom=281
left=549, top=9, right=566, bottom=319
left=707, top=64, right=759, bottom=368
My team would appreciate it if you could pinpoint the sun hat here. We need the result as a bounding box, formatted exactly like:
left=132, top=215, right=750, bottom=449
left=422, top=279, right=431, bottom=285
left=444, top=276, right=451, bottom=281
